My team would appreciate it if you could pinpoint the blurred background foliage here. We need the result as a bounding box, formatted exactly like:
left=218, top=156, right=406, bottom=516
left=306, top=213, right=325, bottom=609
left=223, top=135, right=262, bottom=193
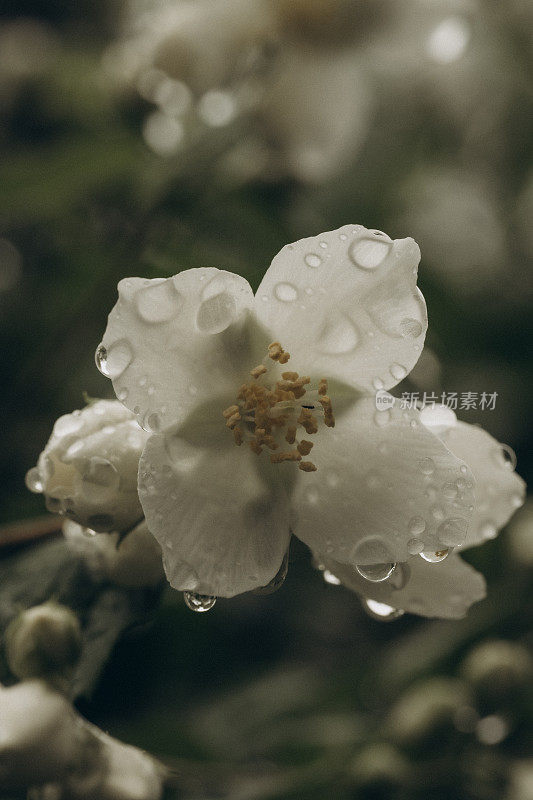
left=0, top=0, right=532, bottom=797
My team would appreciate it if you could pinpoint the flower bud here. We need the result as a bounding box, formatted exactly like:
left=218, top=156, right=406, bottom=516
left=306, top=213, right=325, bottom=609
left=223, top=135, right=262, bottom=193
left=63, top=519, right=164, bottom=588
left=5, top=603, right=81, bottom=684
left=26, top=400, right=149, bottom=533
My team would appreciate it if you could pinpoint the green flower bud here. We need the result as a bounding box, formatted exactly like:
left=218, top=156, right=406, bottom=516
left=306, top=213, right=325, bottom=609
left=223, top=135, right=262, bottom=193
left=5, top=604, right=81, bottom=685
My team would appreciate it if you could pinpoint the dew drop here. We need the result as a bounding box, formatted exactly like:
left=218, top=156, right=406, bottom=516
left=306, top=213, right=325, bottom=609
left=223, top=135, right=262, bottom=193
left=196, top=292, right=237, bottom=334
left=479, top=521, right=497, bottom=540
left=349, top=238, right=390, bottom=270
left=362, top=598, right=404, bottom=622
left=25, top=467, right=43, bottom=493
left=356, top=562, right=397, bottom=582
left=373, top=377, right=384, bottom=390
left=419, top=404, right=457, bottom=434
left=135, top=280, right=180, bottom=323
left=460, top=464, right=468, bottom=474
left=117, top=388, right=129, bottom=402
left=95, top=340, right=133, bottom=379
left=442, top=481, right=459, bottom=500
left=418, top=457, right=435, bottom=475
left=390, top=363, right=407, bottom=381
left=304, top=253, right=322, bottom=268
left=274, top=282, right=298, bottom=302
left=183, top=592, right=216, bottom=612
left=317, top=315, right=359, bottom=355
left=323, top=569, right=341, bottom=585
left=419, top=547, right=451, bottom=563
left=437, top=517, right=467, bottom=547
left=408, top=516, right=426, bottom=535
left=407, top=537, right=425, bottom=555
left=400, top=317, right=423, bottom=338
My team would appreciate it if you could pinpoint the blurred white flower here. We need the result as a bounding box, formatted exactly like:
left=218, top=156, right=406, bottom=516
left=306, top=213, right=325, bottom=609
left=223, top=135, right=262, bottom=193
left=96, top=225, right=524, bottom=615
left=0, top=679, right=165, bottom=798
left=104, top=0, right=373, bottom=182
left=26, top=400, right=149, bottom=533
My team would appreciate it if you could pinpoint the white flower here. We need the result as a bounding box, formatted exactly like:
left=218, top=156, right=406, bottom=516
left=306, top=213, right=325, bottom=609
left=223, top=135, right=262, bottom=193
left=26, top=400, right=149, bottom=533
left=96, top=224, right=525, bottom=615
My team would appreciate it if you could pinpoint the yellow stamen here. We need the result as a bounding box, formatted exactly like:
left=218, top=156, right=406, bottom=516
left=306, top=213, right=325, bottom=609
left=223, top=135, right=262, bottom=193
left=270, top=450, right=302, bottom=463
left=250, top=364, right=267, bottom=379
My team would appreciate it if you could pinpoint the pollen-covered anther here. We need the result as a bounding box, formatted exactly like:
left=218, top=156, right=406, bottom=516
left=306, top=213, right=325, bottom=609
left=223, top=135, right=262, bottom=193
left=250, top=364, right=267, bottom=379
left=222, top=404, right=240, bottom=418
left=299, top=461, right=317, bottom=472
left=270, top=450, right=302, bottom=463
left=298, top=409, right=319, bottom=435
left=297, top=440, right=314, bottom=456
left=285, top=425, right=297, bottom=444
left=225, top=412, right=241, bottom=429
left=268, top=341, right=290, bottom=364
left=318, top=379, right=328, bottom=396
left=319, top=396, right=335, bottom=428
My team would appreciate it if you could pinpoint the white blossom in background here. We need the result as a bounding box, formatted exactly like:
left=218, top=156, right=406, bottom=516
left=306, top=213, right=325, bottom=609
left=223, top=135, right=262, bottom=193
left=26, top=400, right=149, bottom=533
left=0, top=605, right=166, bottom=799
left=96, top=225, right=525, bottom=618
left=102, top=0, right=374, bottom=182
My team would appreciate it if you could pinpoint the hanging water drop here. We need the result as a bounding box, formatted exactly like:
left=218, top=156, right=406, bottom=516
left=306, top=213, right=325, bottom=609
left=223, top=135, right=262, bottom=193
left=356, top=562, right=396, bottom=583
left=362, top=598, right=404, bottom=622
left=25, top=467, right=43, bottom=494
left=419, top=547, right=451, bottom=563
left=323, top=569, right=341, bottom=585
left=183, top=592, right=217, bottom=612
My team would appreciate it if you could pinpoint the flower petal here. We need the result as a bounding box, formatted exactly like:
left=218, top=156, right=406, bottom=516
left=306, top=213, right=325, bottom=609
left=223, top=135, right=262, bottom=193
left=437, top=421, right=526, bottom=549
left=254, top=225, right=427, bottom=392
left=99, top=269, right=256, bottom=432
left=138, top=415, right=292, bottom=598
left=321, top=553, right=486, bottom=619
left=291, top=397, right=474, bottom=566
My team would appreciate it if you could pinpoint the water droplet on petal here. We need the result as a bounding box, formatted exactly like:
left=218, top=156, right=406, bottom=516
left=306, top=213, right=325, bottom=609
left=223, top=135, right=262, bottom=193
left=373, top=377, right=384, bottom=390
left=390, top=363, right=407, bottom=381
left=362, top=598, right=404, bottom=621
left=400, top=317, right=423, bottom=338
left=442, top=481, right=459, bottom=500
left=274, top=282, right=298, bottom=303
left=135, top=280, right=181, bottom=323
left=419, top=404, right=457, bottom=434
left=437, top=517, right=467, bottom=547
left=317, top=315, right=359, bottom=355
left=323, top=569, right=341, bottom=585
left=304, top=253, right=322, bottom=268
left=419, top=547, right=451, bottom=563
left=95, top=340, right=133, bottom=379
left=183, top=592, right=216, bottom=612
left=25, top=467, right=43, bottom=493
left=407, top=537, right=425, bottom=555
left=349, top=238, right=391, bottom=270
left=356, top=562, right=397, bottom=582
left=196, top=292, right=237, bottom=334
left=479, top=521, right=498, bottom=540
left=408, top=516, right=426, bottom=535
left=418, top=457, right=435, bottom=475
